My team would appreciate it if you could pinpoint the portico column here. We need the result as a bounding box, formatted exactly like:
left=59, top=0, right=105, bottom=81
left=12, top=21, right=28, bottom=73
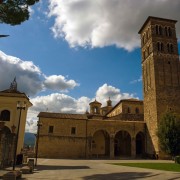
left=110, top=135, right=114, bottom=159
left=131, top=137, right=136, bottom=158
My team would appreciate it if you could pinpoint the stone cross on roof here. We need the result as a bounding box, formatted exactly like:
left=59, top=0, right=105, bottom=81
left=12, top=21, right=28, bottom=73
left=10, top=77, right=17, bottom=91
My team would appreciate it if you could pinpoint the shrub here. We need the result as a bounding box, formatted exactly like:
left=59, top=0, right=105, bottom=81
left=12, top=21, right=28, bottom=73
left=175, top=156, right=180, bottom=164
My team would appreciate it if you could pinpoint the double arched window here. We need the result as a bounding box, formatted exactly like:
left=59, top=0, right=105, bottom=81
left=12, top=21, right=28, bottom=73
left=155, top=25, right=162, bottom=35
left=167, top=43, right=174, bottom=53
left=165, top=27, right=172, bottom=37
left=157, top=42, right=164, bottom=52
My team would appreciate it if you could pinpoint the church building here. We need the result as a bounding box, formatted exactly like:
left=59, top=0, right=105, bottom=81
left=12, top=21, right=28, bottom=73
left=0, top=79, right=32, bottom=167
left=37, top=16, right=180, bottom=159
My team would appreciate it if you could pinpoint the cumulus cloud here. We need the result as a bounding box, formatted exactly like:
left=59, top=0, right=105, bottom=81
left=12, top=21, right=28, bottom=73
left=26, top=84, right=137, bottom=132
left=48, top=0, right=180, bottom=51
left=0, top=51, right=79, bottom=96
left=44, top=75, right=79, bottom=91
left=26, top=94, right=91, bottom=132
left=95, top=84, right=137, bottom=106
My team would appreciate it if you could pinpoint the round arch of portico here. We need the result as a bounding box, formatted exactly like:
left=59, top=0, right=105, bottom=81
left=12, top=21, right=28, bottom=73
left=114, top=130, right=132, bottom=157
left=113, top=128, right=134, bottom=138
left=135, top=131, right=145, bottom=156
left=90, top=128, right=111, bottom=137
left=90, top=129, right=110, bottom=158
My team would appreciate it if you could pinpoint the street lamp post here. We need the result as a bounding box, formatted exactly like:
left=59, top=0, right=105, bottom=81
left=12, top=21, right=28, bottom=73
left=12, top=101, right=26, bottom=171
left=35, top=120, right=42, bottom=166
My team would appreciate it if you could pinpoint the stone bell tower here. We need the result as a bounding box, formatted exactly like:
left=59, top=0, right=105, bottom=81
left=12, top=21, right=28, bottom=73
left=139, top=17, right=180, bottom=157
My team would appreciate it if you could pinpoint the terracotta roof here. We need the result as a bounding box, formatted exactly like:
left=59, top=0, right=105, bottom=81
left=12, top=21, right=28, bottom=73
left=38, top=112, right=88, bottom=120
left=138, top=16, right=177, bottom=34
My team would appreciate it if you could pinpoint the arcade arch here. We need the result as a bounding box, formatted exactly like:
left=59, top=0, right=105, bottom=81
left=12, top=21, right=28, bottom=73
left=136, top=132, right=145, bottom=156
left=114, top=130, right=131, bottom=157
left=91, top=130, right=110, bottom=157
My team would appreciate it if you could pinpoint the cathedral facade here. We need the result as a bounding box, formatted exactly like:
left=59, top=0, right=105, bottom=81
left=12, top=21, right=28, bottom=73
left=37, top=16, right=180, bottom=159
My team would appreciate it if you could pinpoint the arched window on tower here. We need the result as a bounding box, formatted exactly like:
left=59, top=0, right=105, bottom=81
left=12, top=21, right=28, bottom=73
left=165, top=27, right=168, bottom=36
left=157, top=42, right=160, bottom=51
left=170, top=44, right=174, bottom=53
left=157, top=42, right=164, bottom=52
left=168, top=27, right=172, bottom=37
left=155, top=25, right=163, bottom=35
left=161, top=43, right=164, bottom=51
left=159, top=26, right=162, bottom=35
left=167, top=43, right=174, bottom=53
left=155, top=25, right=159, bottom=35
left=1, top=110, right=10, bottom=121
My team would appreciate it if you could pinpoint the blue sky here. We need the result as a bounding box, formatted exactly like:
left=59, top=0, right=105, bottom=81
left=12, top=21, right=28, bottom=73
left=0, top=0, right=180, bottom=132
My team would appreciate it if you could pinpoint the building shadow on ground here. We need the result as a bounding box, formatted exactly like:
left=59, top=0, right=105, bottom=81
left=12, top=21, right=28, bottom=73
left=34, top=165, right=90, bottom=171
left=83, top=172, right=160, bottom=180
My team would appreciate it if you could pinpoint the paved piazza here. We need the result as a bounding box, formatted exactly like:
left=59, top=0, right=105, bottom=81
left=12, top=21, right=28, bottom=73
left=20, top=159, right=180, bottom=180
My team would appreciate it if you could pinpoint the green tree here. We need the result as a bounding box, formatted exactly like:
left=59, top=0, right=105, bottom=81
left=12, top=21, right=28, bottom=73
left=0, top=0, right=39, bottom=25
left=157, top=112, right=180, bottom=156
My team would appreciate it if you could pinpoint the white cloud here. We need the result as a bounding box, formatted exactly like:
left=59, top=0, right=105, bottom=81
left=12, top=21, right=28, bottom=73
left=95, top=84, right=137, bottom=106
left=130, top=76, right=142, bottom=84
left=30, top=93, right=90, bottom=113
left=0, top=51, right=78, bottom=96
left=44, top=75, right=79, bottom=91
left=48, top=0, right=180, bottom=51
left=26, top=94, right=91, bottom=132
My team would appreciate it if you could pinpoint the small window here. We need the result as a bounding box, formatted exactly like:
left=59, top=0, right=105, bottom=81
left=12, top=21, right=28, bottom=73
left=1, top=110, right=10, bottom=121
left=48, top=126, right=54, bottom=133
left=135, top=108, right=140, bottom=114
left=127, top=107, right=131, bottom=114
left=71, top=127, right=76, bottom=135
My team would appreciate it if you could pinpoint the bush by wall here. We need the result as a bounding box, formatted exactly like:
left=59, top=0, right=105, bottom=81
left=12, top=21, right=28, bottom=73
left=175, top=156, right=180, bottom=164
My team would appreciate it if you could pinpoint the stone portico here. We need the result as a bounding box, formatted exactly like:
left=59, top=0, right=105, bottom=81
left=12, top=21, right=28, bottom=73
left=38, top=99, right=145, bottom=159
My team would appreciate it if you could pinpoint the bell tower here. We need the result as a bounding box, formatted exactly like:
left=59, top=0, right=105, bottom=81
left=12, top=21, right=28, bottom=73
left=139, top=17, right=180, bottom=157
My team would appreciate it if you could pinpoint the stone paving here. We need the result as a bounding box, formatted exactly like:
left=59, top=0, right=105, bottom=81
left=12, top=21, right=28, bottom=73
left=1, top=159, right=180, bottom=180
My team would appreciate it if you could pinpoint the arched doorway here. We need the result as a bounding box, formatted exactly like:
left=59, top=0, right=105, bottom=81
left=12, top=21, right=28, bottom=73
left=136, top=132, right=145, bottom=156
left=0, top=126, right=14, bottom=167
left=114, top=130, right=131, bottom=157
left=91, top=130, right=110, bottom=157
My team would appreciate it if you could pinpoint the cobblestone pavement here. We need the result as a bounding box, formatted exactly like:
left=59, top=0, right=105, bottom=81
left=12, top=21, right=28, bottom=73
left=1, top=159, right=180, bottom=180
